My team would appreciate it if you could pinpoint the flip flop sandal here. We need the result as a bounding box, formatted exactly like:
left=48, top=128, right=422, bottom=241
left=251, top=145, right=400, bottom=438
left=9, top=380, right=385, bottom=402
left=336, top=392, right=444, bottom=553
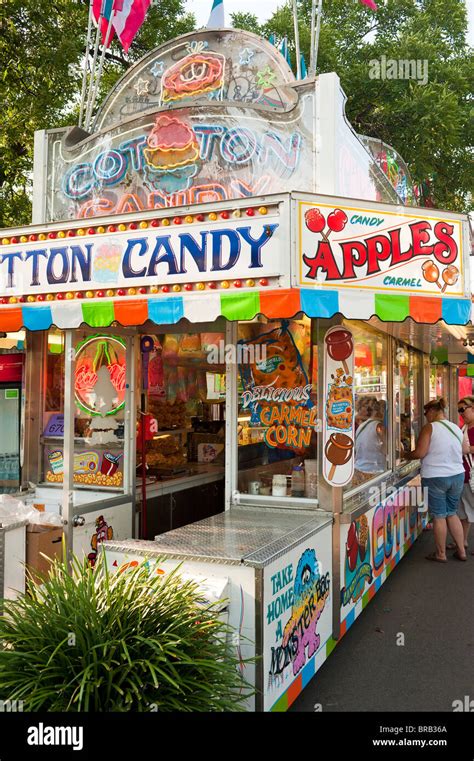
left=425, top=552, right=448, bottom=563
left=452, top=551, right=467, bottom=561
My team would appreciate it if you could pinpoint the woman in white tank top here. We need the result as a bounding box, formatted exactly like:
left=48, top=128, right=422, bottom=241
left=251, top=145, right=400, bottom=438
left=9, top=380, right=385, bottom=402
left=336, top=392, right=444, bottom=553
left=404, top=397, right=466, bottom=562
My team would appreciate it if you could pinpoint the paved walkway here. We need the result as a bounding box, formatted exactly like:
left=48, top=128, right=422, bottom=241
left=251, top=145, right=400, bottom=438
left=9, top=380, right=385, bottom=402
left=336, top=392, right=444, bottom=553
left=291, top=528, right=474, bottom=712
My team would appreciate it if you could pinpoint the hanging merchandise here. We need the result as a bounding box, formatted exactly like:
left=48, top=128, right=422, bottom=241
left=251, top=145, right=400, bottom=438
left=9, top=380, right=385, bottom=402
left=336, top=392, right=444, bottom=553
left=148, top=339, right=165, bottom=398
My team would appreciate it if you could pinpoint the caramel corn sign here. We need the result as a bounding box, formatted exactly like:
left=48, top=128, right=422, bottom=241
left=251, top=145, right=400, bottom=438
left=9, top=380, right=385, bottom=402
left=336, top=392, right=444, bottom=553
left=298, top=200, right=465, bottom=296
left=323, top=327, right=355, bottom=487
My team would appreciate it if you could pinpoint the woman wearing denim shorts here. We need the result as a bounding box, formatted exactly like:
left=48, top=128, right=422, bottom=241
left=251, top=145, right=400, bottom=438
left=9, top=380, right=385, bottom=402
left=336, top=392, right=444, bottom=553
left=456, top=395, right=474, bottom=554
left=405, top=397, right=466, bottom=562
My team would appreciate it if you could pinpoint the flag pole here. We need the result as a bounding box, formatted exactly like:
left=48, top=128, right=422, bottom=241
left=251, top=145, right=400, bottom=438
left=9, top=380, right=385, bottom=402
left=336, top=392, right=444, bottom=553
left=292, top=0, right=301, bottom=79
left=85, top=10, right=115, bottom=131
left=84, top=0, right=106, bottom=131
left=309, top=0, right=317, bottom=75
left=314, top=0, right=323, bottom=74
left=79, top=0, right=94, bottom=128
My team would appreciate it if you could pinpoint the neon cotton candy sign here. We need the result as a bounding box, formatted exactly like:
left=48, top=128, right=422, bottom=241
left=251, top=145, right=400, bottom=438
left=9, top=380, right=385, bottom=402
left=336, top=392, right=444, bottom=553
left=62, top=120, right=303, bottom=201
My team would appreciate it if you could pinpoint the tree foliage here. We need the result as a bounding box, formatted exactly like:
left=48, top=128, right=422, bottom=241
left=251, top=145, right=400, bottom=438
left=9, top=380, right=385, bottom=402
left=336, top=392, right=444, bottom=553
left=0, top=0, right=471, bottom=228
left=232, top=0, right=473, bottom=212
left=0, top=0, right=194, bottom=227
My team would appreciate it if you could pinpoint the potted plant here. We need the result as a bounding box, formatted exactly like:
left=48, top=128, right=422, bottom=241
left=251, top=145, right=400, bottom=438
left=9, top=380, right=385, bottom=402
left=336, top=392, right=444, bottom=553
left=0, top=552, right=252, bottom=711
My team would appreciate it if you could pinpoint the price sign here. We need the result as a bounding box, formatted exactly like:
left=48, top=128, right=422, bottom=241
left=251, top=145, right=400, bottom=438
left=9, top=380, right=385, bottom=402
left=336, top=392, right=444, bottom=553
left=43, top=414, right=65, bottom=437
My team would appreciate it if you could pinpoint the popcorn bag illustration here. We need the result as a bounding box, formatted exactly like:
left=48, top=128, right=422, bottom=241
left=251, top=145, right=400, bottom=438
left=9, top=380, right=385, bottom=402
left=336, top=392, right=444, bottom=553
left=238, top=320, right=313, bottom=426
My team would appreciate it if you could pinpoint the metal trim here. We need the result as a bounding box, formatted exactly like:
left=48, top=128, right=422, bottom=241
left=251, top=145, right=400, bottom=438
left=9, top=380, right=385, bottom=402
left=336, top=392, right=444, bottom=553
left=332, top=511, right=341, bottom=641
left=72, top=495, right=134, bottom=517
left=62, top=330, right=75, bottom=567
left=225, top=321, right=238, bottom=511
left=0, top=528, right=5, bottom=601
left=254, top=568, right=264, bottom=713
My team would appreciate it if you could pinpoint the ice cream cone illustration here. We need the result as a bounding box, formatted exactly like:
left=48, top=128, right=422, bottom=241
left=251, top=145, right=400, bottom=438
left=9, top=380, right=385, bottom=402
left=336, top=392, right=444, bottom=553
left=143, top=115, right=200, bottom=193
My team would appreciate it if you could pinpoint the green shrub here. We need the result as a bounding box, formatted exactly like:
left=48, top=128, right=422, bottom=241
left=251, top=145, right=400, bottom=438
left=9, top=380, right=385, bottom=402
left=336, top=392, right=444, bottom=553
left=0, top=552, right=252, bottom=711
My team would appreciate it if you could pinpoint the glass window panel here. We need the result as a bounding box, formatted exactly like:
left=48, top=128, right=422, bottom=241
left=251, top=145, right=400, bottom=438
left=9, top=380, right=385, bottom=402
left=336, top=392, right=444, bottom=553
left=344, top=322, right=389, bottom=490
left=237, top=317, right=318, bottom=501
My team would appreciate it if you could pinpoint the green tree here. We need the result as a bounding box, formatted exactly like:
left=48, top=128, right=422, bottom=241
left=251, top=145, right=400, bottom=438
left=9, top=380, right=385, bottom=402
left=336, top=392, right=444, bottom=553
left=0, top=0, right=195, bottom=228
left=233, top=0, right=473, bottom=212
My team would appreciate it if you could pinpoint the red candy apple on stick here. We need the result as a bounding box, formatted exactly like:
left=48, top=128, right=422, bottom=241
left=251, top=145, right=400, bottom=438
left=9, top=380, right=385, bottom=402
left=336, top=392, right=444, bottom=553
left=346, top=522, right=359, bottom=572
left=325, top=433, right=354, bottom=482
left=305, top=207, right=348, bottom=241
left=327, top=208, right=348, bottom=233
left=305, top=208, right=328, bottom=241
left=325, top=328, right=353, bottom=374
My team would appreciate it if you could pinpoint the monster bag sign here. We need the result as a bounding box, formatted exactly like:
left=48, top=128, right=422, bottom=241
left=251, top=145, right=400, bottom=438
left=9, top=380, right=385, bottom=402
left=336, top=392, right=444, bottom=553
left=298, top=200, right=465, bottom=296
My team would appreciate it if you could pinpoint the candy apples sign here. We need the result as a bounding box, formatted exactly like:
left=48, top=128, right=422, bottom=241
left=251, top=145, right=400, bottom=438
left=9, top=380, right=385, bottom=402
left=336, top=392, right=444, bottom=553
left=297, top=200, right=466, bottom=296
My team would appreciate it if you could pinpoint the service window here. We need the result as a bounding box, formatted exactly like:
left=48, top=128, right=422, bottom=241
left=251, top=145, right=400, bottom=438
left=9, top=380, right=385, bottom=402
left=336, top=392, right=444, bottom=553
left=395, top=344, right=423, bottom=465
left=41, top=330, right=127, bottom=491
left=236, top=316, right=318, bottom=502
left=344, top=322, right=389, bottom=490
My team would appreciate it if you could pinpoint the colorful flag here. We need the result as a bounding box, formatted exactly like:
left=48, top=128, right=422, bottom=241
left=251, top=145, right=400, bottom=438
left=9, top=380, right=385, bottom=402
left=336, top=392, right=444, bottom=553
left=300, top=53, right=307, bottom=79
left=113, top=0, right=152, bottom=52
left=279, top=37, right=291, bottom=65
left=207, top=0, right=225, bottom=28
left=360, top=0, right=378, bottom=9
left=92, top=0, right=115, bottom=46
left=92, top=0, right=151, bottom=52
left=269, top=33, right=276, bottom=46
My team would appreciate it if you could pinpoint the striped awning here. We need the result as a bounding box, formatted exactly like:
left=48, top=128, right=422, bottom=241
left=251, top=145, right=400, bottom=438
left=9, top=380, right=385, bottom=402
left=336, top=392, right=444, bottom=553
left=0, top=289, right=471, bottom=332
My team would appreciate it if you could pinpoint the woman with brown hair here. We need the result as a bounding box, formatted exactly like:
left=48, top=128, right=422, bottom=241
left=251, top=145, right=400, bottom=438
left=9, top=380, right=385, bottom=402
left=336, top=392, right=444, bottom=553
left=404, top=397, right=466, bottom=562
left=455, top=395, right=474, bottom=554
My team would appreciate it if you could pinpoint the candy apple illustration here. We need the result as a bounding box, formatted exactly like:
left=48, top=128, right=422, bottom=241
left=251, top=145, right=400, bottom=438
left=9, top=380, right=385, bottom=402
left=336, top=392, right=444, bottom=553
left=305, top=208, right=326, bottom=233
left=346, top=522, right=359, bottom=572
left=327, top=209, right=348, bottom=233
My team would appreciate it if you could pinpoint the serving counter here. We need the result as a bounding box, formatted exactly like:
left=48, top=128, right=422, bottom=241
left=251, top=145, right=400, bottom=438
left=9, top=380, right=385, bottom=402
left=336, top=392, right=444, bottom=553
left=104, top=505, right=333, bottom=712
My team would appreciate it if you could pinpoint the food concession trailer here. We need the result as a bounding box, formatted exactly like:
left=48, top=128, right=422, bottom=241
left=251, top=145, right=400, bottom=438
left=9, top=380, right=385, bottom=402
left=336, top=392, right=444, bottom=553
left=0, top=28, right=471, bottom=711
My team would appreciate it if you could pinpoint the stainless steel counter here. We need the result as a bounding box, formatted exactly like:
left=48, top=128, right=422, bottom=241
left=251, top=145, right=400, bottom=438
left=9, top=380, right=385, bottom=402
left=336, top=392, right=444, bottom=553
left=104, top=506, right=332, bottom=567
left=136, top=464, right=224, bottom=498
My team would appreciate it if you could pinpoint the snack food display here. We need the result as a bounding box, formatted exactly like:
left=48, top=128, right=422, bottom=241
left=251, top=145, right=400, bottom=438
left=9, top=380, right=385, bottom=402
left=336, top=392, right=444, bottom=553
left=148, top=399, right=187, bottom=429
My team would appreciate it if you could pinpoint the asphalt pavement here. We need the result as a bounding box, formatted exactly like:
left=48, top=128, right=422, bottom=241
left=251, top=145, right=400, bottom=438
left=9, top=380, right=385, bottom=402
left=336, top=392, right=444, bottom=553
left=290, top=527, right=474, bottom=712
